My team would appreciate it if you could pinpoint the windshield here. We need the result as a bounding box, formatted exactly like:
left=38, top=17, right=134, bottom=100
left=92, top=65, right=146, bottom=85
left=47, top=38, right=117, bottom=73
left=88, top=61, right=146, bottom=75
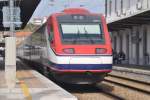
left=60, top=24, right=105, bottom=44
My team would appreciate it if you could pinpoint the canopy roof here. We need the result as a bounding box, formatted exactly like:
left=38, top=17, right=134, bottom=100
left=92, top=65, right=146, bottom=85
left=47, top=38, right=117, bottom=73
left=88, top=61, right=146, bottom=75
left=107, top=9, right=150, bottom=31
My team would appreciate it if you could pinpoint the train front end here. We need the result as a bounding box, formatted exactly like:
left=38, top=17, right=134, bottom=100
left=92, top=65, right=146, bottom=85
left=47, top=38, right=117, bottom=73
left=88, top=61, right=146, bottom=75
left=47, top=8, right=112, bottom=84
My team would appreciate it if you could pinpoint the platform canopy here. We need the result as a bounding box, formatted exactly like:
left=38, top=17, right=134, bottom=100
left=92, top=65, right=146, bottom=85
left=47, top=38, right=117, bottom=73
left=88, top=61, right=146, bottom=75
left=107, top=9, right=150, bottom=31
left=0, top=0, right=41, bottom=31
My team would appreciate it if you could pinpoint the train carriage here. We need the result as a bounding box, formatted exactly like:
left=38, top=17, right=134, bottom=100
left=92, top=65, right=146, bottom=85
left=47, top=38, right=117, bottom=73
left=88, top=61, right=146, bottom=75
left=18, top=8, right=112, bottom=84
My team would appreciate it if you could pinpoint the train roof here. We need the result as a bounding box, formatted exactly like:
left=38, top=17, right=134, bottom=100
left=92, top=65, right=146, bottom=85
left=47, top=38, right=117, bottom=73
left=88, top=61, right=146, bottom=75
left=47, top=8, right=104, bottom=22
left=62, top=8, right=90, bottom=14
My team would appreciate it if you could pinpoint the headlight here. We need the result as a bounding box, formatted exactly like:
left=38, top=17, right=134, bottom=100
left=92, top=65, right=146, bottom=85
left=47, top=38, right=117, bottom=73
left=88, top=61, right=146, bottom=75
left=63, top=48, right=75, bottom=54
left=95, top=48, right=107, bottom=54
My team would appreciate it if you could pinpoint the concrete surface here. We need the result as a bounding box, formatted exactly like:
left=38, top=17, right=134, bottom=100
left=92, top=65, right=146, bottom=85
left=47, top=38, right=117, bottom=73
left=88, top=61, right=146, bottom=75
left=0, top=61, right=77, bottom=100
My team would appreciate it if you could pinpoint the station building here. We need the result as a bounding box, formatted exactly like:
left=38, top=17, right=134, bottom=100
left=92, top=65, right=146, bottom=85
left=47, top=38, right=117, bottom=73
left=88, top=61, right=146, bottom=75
left=105, top=0, right=150, bottom=65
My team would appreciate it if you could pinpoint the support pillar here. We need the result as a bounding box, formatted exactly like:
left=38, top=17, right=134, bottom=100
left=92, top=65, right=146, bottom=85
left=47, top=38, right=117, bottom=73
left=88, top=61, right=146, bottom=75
left=5, top=37, right=16, bottom=89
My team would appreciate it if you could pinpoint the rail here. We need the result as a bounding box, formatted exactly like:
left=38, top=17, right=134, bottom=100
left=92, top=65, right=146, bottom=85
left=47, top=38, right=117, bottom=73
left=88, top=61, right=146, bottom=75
left=105, top=74, right=150, bottom=94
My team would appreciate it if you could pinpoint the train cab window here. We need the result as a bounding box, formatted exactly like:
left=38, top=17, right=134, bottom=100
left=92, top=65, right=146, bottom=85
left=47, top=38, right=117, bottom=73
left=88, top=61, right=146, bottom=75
left=60, top=24, right=105, bottom=44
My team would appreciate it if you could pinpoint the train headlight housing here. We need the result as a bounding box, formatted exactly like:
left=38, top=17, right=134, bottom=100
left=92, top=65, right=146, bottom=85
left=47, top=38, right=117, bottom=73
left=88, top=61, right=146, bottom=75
left=63, top=48, right=75, bottom=54
left=95, top=48, right=107, bottom=54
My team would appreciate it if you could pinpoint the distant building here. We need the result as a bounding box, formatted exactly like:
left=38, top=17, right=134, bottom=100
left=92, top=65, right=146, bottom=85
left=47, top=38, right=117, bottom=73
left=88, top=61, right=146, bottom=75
left=106, top=0, right=150, bottom=65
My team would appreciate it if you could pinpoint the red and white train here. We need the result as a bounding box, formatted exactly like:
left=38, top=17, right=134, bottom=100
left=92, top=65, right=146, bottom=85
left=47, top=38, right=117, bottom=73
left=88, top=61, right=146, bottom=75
left=18, top=8, right=112, bottom=84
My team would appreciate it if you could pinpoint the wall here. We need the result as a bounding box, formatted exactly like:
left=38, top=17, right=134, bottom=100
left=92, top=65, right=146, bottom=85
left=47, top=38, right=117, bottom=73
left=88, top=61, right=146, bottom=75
left=112, top=25, right=150, bottom=65
left=107, top=0, right=150, bottom=65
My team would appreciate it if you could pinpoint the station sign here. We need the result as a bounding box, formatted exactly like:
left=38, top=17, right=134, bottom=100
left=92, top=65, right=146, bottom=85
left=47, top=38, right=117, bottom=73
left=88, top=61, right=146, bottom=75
left=2, top=6, right=22, bottom=28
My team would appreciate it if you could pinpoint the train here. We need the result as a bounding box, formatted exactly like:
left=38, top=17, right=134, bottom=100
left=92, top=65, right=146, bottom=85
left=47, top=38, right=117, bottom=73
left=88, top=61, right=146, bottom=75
left=18, top=8, right=112, bottom=84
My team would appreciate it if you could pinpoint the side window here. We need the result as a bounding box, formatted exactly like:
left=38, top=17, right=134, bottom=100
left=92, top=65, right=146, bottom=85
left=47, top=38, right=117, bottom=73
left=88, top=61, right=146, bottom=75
left=49, top=25, right=54, bottom=42
left=41, top=27, right=47, bottom=47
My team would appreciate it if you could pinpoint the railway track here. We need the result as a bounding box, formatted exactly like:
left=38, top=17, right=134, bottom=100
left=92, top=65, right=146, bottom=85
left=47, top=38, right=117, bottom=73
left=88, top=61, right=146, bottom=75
left=59, top=83, right=125, bottom=100
left=105, top=74, right=150, bottom=94
left=95, top=74, right=150, bottom=100
left=68, top=74, right=150, bottom=100
left=110, top=69, right=150, bottom=84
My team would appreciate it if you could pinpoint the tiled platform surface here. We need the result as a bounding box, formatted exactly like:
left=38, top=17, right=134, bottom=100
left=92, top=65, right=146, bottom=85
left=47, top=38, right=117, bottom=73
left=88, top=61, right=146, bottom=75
left=0, top=60, right=77, bottom=100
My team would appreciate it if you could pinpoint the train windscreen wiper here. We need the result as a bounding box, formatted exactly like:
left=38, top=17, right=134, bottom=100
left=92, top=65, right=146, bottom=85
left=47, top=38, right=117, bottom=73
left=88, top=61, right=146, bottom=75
left=73, top=28, right=80, bottom=44
left=84, top=27, right=94, bottom=44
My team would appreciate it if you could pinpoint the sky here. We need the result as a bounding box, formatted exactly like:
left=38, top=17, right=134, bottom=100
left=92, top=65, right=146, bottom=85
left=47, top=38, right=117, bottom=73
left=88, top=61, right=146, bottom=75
left=30, top=0, right=105, bottom=22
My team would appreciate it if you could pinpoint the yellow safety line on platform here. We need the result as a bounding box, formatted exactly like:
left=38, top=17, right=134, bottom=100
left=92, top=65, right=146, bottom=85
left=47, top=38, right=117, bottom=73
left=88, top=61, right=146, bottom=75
left=16, top=74, right=32, bottom=100
left=20, top=81, right=32, bottom=100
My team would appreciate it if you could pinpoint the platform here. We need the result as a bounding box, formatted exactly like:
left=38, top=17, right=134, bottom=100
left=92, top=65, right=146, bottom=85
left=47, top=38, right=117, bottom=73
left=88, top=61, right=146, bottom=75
left=113, top=65, right=150, bottom=75
left=0, top=59, right=77, bottom=100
